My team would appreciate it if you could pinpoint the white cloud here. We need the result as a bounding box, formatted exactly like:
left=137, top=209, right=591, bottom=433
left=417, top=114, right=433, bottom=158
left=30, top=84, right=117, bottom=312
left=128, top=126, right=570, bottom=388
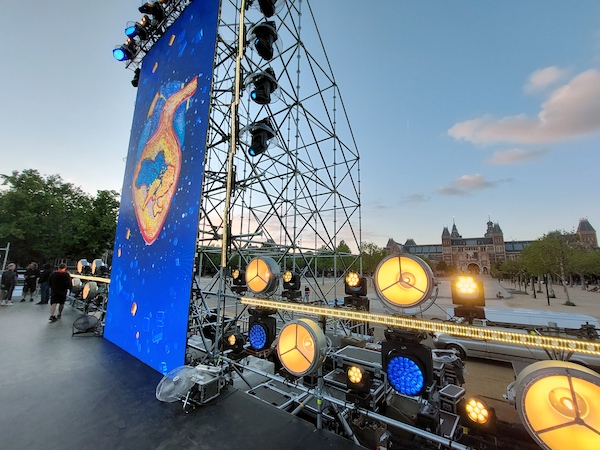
left=525, top=66, right=570, bottom=94
left=437, top=174, right=493, bottom=196
left=400, top=194, right=429, bottom=204
left=488, top=148, right=548, bottom=165
left=448, top=69, right=600, bottom=144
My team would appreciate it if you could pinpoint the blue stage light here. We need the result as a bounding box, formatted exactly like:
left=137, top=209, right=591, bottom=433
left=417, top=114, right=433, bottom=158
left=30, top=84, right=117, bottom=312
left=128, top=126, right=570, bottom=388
left=125, top=25, right=137, bottom=38
left=248, top=323, right=267, bottom=350
left=387, top=356, right=425, bottom=396
left=113, top=46, right=132, bottom=61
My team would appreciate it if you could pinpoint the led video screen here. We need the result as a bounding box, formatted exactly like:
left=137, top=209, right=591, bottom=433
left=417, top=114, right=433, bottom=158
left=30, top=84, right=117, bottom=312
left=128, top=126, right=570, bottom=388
left=105, top=0, right=219, bottom=374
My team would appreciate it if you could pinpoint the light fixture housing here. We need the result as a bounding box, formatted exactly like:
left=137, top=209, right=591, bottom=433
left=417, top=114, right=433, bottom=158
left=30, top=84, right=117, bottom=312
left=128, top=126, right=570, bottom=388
left=247, top=309, right=277, bottom=351
left=222, top=331, right=246, bottom=355
left=282, top=270, right=301, bottom=300
left=451, top=276, right=485, bottom=306
left=344, top=271, right=367, bottom=297
left=245, top=256, right=280, bottom=296
left=242, top=118, right=277, bottom=157
left=382, top=338, right=433, bottom=397
left=346, top=364, right=372, bottom=395
left=124, top=16, right=151, bottom=40
left=459, top=396, right=497, bottom=434
left=374, top=253, right=435, bottom=310
left=82, top=281, right=98, bottom=300
left=256, top=0, right=283, bottom=17
left=112, top=38, right=137, bottom=61
left=246, top=68, right=279, bottom=105
left=277, top=318, right=327, bottom=377
left=138, top=2, right=165, bottom=22
left=77, top=259, right=92, bottom=275
left=515, top=360, right=600, bottom=450
left=248, top=21, right=280, bottom=61
left=91, top=259, right=108, bottom=276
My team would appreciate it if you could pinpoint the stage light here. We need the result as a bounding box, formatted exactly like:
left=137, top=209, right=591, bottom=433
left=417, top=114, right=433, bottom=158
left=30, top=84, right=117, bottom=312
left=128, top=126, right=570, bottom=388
left=113, top=38, right=137, bottom=61
left=139, top=2, right=165, bottom=23
left=71, top=278, right=83, bottom=296
left=125, top=16, right=151, bottom=40
left=82, top=281, right=98, bottom=300
left=91, top=259, right=108, bottom=276
left=515, top=360, right=600, bottom=450
left=257, top=0, right=281, bottom=18
left=77, top=259, right=92, bottom=275
left=374, top=254, right=435, bottom=309
left=222, top=331, right=246, bottom=355
left=131, top=68, right=141, bottom=88
left=231, top=268, right=247, bottom=294
left=451, top=276, right=485, bottom=306
left=249, top=21, right=279, bottom=61
left=460, top=396, right=496, bottom=433
left=245, top=256, right=280, bottom=296
left=247, top=68, right=278, bottom=105
left=247, top=309, right=277, bottom=351
left=277, top=318, right=327, bottom=377
left=382, top=336, right=433, bottom=397
left=345, top=271, right=367, bottom=296
left=282, top=270, right=301, bottom=300
left=346, top=365, right=371, bottom=394
left=245, top=118, right=276, bottom=157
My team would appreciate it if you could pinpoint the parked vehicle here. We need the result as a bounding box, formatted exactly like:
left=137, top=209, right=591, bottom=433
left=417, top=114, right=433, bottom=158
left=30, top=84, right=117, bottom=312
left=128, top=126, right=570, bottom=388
left=433, top=308, right=600, bottom=369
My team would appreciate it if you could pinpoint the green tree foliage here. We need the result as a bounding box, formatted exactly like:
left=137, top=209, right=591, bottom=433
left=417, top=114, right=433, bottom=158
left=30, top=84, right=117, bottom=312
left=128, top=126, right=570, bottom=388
left=0, top=170, right=119, bottom=266
left=360, top=241, right=387, bottom=275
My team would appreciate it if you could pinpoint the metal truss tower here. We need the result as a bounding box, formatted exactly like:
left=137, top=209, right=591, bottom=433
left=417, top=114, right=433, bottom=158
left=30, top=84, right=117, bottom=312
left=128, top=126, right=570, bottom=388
left=188, top=0, right=363, bottom=351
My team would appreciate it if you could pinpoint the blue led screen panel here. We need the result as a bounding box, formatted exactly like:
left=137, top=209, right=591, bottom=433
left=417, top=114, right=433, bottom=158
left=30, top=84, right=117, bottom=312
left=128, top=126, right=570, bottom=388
left=105, top=0, right=219, bottom=374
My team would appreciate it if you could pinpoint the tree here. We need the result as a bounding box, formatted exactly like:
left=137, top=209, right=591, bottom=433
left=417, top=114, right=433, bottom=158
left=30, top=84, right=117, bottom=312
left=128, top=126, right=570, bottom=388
left=0, top=170, right=119, bottom=266
left=360, top=241, right=387, bottom=275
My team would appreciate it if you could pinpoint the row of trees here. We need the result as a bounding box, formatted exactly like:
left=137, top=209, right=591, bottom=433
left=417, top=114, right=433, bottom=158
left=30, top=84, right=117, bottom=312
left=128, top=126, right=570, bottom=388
left=0, top=170, right=120, bottom=267
left=495, top=231, right=600, bottom=305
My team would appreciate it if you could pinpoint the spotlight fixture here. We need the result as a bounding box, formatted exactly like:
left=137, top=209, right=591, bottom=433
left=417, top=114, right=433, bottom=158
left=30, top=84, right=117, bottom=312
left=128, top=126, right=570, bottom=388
left=257, top=0, right=280, bottom=18
left=231, top=268, right=247, bottom=294
left=344, top=271, right=368, bottom=309
left=460, top=396, right=496, bottom=434
left=374, top=253, right=436, bottom=310
left=222, top=331, right=246, bottom=356
left=71, top=278, right=83, bottom=296
left=112, top=38, right=137, bottom=61
left=382, top=330, right=433, bottom=397
left=247, top=308, right=277, bottom=351
left=131, top=68, right=141, bottom=88
left=125, top=16, right=151, bottom=40
left=139, top=1, right=165, bottom=23
left=244, top=118, right=276, bottom=157
left=82, top=281, right=98, bottom=300
left=245, top=256, right=280, bottom=296
left=515, top=360, right=600, bottom=450
left=91, top=259, right=108, bottom=276
left=248, top=21, right=279, bottom=61
left=451, top=276, right=485, bottom=307
left=282, top=270, right=301, bottom=300
left=277, top=318, right=327, bottom=377
left=246, top=68, right=278, bottom=105
left=77, top=259, right=92, bottom=275
left=346, top=364, right=372, bottom=395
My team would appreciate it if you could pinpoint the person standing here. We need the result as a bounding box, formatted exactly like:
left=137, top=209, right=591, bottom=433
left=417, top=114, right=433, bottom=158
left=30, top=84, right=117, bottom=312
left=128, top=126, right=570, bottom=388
left=304, top=286, right=310, bottom=302
left=1, top=263, right=18, bottom=306
left=48, top=263, right=72, bottom=322
left=37, top=263, right=53, bottom=305
left=21, top=262, right=40, bottom=302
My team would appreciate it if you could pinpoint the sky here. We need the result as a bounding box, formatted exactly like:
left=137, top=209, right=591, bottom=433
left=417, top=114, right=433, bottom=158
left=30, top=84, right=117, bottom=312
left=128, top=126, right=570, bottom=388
left=2, top=1, right=599, bottom=249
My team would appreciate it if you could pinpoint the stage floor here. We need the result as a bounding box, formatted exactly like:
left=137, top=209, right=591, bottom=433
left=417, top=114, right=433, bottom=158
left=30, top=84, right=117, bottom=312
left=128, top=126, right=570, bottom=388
left=0, top=300, right=360, bottom=450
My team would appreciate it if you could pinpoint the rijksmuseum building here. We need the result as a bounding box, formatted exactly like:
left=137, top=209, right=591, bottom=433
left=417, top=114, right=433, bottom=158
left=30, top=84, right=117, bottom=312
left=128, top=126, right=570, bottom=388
left=387, top=218, right=597, bottom=275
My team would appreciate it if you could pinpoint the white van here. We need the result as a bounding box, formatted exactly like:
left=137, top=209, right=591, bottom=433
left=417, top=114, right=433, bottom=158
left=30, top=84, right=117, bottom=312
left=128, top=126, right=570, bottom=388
left=433, top=308, right=600, bottom=369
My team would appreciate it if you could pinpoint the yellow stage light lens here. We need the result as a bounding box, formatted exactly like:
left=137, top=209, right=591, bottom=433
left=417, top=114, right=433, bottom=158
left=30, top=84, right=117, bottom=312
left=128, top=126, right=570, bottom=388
left=374, top=254, right=435, bottom=309
left=245, top=257, right=280, bottom=296
left=82, top=281, right=98, bottom=300
left=347, top=366, right=363, bottom=384
left=232, top=269, right=240, bottom=280
left=283, top=270, right=293, bottom=283
left=455, top=276, right=479, bottom=298
left=277, top=319, right=326, bottom=377
left=227, top=334, right=237, bottom=346
left=346, top=272, right=360, bottom=287
left=465, top=398, right=489, bottom=424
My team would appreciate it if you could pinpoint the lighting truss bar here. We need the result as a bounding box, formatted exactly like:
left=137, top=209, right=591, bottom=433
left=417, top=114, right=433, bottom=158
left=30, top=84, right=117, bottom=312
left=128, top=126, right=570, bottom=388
left=240, top=298, right=600, bottom=357
left=71, top=274, right=110, bottom=284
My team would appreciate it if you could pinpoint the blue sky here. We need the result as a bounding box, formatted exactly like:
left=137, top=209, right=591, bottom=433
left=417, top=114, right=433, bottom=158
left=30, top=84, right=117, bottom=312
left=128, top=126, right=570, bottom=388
left=2, top=1, right=599, bottom=248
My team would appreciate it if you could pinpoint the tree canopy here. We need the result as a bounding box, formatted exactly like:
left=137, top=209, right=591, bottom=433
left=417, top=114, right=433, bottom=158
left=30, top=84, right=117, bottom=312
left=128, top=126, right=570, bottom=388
left=0, top=170, right=120, bottom=267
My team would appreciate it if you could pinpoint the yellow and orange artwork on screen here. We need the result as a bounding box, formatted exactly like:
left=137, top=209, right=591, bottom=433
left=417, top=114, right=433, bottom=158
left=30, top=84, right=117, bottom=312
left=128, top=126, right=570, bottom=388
left=132, top=77, right=198, bottom=245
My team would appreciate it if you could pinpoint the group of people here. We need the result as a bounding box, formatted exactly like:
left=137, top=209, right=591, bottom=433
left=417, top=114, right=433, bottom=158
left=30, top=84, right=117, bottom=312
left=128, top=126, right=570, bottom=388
left=1, top=262, right=73, bottom=322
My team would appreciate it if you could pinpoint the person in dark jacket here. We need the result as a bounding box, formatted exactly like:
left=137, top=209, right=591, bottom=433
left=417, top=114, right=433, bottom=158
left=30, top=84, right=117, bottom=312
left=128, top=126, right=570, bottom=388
left=36, top=263, right=53, bottom=305
left=22, top=262, right=40, bottom=302
left=1, top=263, right=18, bottom=306
left=48, top=263, right=72, bottom=322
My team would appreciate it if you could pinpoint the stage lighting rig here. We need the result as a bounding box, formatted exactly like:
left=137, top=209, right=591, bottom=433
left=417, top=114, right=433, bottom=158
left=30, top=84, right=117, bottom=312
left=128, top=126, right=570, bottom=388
left=381, top=329, right=434, bottom=398
left=125, top=16, right=152, bottom=40
left=244, top=118, right=277, bottom=157
left=344, top=271, right=368, bottom=309
left=231, top=268, right=247, bottom=294
left=282, top=270, right=301, bottom=300
left=113, top=38, right=137, bottom=61
left=77, top=259, right=92, bottom=276
left=247, top=308, right=277, bottom=352
left=246, top=68, right=278, bottom=105
left=277, top=318, right=327, bottom=378
left=256, top=0, right=281, bottom=18
left=248, top=21, right=279, bottom=61
left=139, top=1, right=165, bottom=23
left=91, top=259, right=109, bottom=277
